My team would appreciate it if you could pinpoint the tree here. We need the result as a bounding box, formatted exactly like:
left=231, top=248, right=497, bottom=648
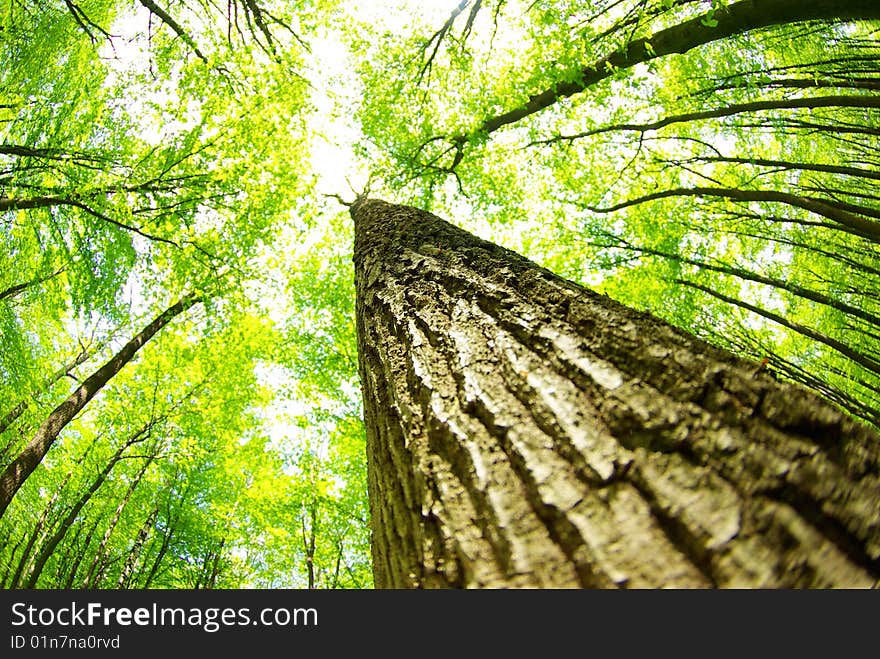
left=355, top=0, right=880, bottom=433
left=16, top=419, right=156, bottom=589
left=2, top=0, right=879, bottom=591
left=0, top=0, right=349, bottom=590
left=449, top=0, right=880, bottom=154
left=0, top=294, right=201, bottom=518
left=353, top=197, right=880, bottom=588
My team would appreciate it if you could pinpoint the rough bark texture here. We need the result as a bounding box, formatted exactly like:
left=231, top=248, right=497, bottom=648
left=352, top=198, right=880, bottom=589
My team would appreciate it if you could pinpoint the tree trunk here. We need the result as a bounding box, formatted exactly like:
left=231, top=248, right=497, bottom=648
left=0, top=294, right=200, bottom=518
left=141, top=503, right=179, bottom=588
left=22, top=422, right=152, bottom=588
left=117, top=506, right=158, bottom=588
left=8, top=440, right=92, bottom=588
left=64, top=519, right=100, bottom=589
left=302, top=504, right=318, bottom=590
left=352, top=198, right=880, bottom=588
left=0, top=338, right=97, bottom=443
left=82, top=452, right=156, bottom=588
left=0, top=533, right=25, bottom=588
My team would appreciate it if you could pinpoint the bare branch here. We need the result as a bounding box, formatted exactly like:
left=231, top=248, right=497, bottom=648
left=0, top=196, right=182, bottom=248
left=62, top=0, right=114, bottom=44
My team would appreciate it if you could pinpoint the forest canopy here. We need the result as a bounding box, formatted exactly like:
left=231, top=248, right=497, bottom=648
left=1, top=0, right=878, bottom=588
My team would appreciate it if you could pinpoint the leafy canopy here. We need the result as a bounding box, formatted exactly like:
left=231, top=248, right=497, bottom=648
left=1, top=0, right=877, bottom=587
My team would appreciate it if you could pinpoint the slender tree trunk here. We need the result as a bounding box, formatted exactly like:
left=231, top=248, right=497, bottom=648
left=118, top=506, right=158, bottom=588
left=302, top=504, right=318, bottom=589
left=82, top=453, right=156, bottom=588
left=0, top=404, right=30, bottom=456
left=0, top=339, right=97, bottom=443
left=141, top=525, right=173, bottom=588
left=64, top=519, right=100, bottom=589
left=22, top=424, right=152, bottom=588
left=0, top=294, right=200, bottom=518
left=194, top=540, right=225, bottom=589
left=8, top=441, right=92, bottom=588
left=0, top=533, right=26, bottom=588
left=352, top=198, right=880, bottom=588
left=51, top=523, right=82, bottom=587
left=331, top=540, right=344, bottom=589
left=141, top=502, right=180, bottom=588
left=206, top=538, right=226, bottom=589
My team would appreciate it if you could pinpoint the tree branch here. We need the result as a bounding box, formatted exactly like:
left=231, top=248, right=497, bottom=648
left=139, top=0, right=209, bottom=63
left=586, top=186, right=880, bottom=242
left=532, top=95, right=880, bottom=145
left=461, top=0, right=880, bottom=141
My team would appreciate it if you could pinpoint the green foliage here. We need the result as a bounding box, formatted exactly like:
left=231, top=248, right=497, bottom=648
left=1, top=0, right=878, bottom=589
left=0, top=0, right=358, bottom=588
left=349, top=0, right=880, bottom=427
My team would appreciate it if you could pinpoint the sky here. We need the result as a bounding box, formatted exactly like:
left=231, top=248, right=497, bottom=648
left=93, top=0, right=472, bottom=482
left=90, top=0, right=551, bottom=471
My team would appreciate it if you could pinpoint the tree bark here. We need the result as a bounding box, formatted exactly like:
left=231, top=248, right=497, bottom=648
left=352, top=198, right=880, bottom=588
left=0, top=533, right=25, bottom=589
left=8, top=440, right=93, bottom=588
left=0, top=338, right=100, bottom=444
left=141, top=499, right=181, bottom=588
left=82, top=452, right=156, bottom=588
left=0, top=294, right=200, bottom=518
left=117, top=506, right=159, bottom=588
left=63, top=519, right=100, bottom=589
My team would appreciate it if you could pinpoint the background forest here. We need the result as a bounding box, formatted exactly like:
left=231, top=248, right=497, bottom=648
left=1, top=0, right=877, bottom=588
